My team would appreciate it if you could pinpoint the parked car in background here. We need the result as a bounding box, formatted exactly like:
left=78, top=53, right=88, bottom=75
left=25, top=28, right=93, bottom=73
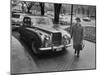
left=11, top=12, right=26, bottom=31
left=18, top=16, right=71, bottom=55
left=83, top=17, right=91, bottom=22
left=45, top=11, right=54, bottom=20
left=59, top=15, right=69, bottom=25
left=11, top=12, right=26, bottom=25
left=59, top=14, right=76, bottom=25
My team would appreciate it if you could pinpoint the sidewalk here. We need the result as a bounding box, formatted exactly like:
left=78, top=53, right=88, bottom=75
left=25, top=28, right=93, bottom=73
left=67, top=40, right=96, bottom=70
left=11, top=36, right=40, bottom=73
left=11, top=34, right=96, bottom=73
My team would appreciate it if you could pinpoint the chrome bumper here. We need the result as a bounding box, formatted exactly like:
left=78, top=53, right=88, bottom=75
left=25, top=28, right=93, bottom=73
left=39, top=44, right=72, bottom=51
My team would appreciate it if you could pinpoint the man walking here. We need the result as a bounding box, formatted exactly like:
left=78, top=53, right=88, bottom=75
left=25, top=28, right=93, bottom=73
left=71, top=17, right=84, bottom=57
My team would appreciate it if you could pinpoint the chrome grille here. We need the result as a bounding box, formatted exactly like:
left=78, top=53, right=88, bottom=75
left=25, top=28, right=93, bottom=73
left=52, top=32, right=62, bottom=46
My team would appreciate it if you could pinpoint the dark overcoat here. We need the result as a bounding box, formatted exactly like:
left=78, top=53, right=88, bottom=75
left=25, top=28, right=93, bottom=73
left=71, top=23, right=84, bottom=50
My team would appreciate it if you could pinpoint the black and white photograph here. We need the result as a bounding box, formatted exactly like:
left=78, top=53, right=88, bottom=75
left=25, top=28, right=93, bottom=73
left=11, top=0, right=96, bottom=74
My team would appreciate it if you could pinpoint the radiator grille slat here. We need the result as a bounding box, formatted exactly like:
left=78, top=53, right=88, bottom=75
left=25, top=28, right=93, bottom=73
left=52, top=32, right=62, bottom=46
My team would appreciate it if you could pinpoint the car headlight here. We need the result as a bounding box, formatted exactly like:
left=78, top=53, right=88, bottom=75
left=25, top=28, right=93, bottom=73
left=63, top=35, right=70, bottom=45
left=44, top=35, right=50, bottom=40
left=43, top=35, right=51, bottom=47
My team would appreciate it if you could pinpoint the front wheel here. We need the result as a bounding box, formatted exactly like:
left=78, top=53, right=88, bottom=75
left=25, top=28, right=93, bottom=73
left=31, top=41, right=39, bottom=55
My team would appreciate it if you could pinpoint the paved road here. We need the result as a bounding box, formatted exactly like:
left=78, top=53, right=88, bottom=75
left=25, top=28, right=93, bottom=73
left=11, top=32, right=96, bottom=74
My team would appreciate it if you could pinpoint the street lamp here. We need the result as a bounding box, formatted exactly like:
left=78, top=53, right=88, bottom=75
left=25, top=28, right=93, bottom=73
left=70, top=4, right=73, bottom=26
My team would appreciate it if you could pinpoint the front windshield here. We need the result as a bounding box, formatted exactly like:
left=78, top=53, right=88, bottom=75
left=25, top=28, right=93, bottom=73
left=35, top=17, right=52, bottom=25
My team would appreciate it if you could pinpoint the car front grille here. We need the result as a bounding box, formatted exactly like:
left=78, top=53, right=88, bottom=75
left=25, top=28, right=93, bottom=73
left=52, top=32, right=62, bottom=46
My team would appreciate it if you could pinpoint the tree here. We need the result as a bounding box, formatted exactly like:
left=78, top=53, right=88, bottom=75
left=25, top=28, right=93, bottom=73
left=87, top=6, right=90, bottom=17
left=21, top=2, right=26, bottom=13
left=82, top=7, right=85, bottom=15
left=54, top=3, right=62, bottom=24
left=22, top=1, right=35, bottom=14
left=26, top=2, right=34, bottom=14
left=40, top=3, right=45, bottom=16
left=11, top=0, right=20, bottom=7
left=78, top=8, right=80, bottom=14
left=61, top=6, right=66, bottom=14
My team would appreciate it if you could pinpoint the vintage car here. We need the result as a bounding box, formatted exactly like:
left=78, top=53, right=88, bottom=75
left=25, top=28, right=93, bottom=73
left=18, top=16, right=71, bottom=55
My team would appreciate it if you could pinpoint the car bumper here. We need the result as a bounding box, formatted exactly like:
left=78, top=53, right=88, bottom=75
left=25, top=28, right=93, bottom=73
left=39, top=44, right=72, bottom=51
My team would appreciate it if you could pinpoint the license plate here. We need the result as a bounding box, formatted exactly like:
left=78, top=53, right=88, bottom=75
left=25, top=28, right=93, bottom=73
left=56, top=48, right=62, bottom=51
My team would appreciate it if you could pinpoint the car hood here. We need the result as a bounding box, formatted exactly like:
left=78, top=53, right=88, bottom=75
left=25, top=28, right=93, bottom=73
left=33, top=24, right=71, bottom=38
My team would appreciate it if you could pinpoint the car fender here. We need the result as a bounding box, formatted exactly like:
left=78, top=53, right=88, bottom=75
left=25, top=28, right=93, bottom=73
left=26, top=27, right=43, bottom=48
